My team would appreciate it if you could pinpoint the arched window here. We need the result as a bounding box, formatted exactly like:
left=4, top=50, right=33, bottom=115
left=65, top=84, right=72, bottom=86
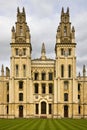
left=41, top=102, right=46, bottom=114
left=64, top=93, right=68, bottom=101
left=68, top=65, right=71, bottom=78
left=61, top=65, right=64, bottom=77
left=19, top=93, right=23, bottom=101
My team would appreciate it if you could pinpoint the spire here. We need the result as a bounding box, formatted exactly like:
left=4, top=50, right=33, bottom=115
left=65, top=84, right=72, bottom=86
left=61, top=7, right=64, bottom=15
left=12, top=26, right=15, bottom=32
left=1, top=64, right=4, bottom=76
left=67, top=7, right=69, bottom=14
left=83, top=65, right=86, bottom=77
left=41, top=43, right=46, bottom=60
left=23, top=7, right=25, bottom=14
left=17, top=7, right=20, bottom=14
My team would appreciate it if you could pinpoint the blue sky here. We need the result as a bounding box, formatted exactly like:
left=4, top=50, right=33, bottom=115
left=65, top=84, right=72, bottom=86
left=0, top=0, right=87, bottom=75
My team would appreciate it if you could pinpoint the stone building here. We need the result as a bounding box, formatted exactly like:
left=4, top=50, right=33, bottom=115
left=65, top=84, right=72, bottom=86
left=0, top=7, right=87, bottom=118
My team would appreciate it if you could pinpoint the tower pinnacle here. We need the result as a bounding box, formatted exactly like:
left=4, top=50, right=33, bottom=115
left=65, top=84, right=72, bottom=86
left=41, top=43, right=46, bottom=60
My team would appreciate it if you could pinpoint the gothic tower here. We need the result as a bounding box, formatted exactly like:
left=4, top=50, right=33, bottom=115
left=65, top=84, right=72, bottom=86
left=54, top=7, right=77, bottom=118
left=9, top=7, right=33, bottom=118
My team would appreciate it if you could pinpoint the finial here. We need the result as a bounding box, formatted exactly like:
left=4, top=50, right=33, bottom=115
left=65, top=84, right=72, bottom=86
left=12, top=26, right=15, bottom=32
left=23, top=7, right=25, bottom=14
left=1, top=64, right=4, bottom=76
left=67, top=7, right=69, bottom=14
left=41, top=43, right=46, bottom=54
left=61, top=7, right=64, bottom=14
left=17, top=7, right=20, bottom=13
left=78, top=72, right=81, bottom=77
left=41, top=43, right=46, bottom=60
left=83, top=65, right=86, bottom=77
left=72, top=26, right=75, bottom=32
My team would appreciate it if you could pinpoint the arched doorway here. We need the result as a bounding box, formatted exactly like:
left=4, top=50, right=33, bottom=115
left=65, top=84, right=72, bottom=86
left=64, top=105, right=68, bottom=117
left=19, top=105, right=23, bottom=118
left=41, top=102, right=46, bottom=114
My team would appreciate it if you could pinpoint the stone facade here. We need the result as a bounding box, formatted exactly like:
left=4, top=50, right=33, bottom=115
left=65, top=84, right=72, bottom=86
left=0, top=7, right=87, bottom=118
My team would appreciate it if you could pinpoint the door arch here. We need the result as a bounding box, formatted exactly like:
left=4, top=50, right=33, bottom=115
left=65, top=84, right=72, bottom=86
left=19, top=105, right=23, bottom=118
left=64, top=105, right=68, bottom=117
left=41, top=102, right=46, bottom=114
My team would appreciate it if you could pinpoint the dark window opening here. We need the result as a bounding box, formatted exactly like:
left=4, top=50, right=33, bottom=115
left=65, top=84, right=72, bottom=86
left=49, top=83, right=53, bottom=94
left=15, top=48, right=18, bottom=55
left=42, top=84, right=46, bottom=94
left=78, top=83, right=81, bottom=91
left=49, top=73, right=53, bottom=80
left=7, top=83, right=9, bottom=91
left=23, top=48, right=26, bottom=55
left=42, top=73, right=46, bottom=80
left=78, top=106, right=81, bottom=114
left=36, top=104, right=39, bottom=114
left=61, top=48, right=64, bottom=55
left=61, top=65, right=64, bottom=77
left=69, top=49, right=71, bottom=55
left=68, top=65, right=71, bottom=78
left=34, top=73, right=39, bottom=80
left=19, top=81, right=23, bottom=90
left=19, top=93, right=23, bottom=101
left=49, top=104, right=52, bottom=114
left=34, top=83, right=38, bottom=94
left=7, top=94, right=9, bottom=102
left=23, top=64, right=26, bottom=77
left=64, top=93, right=68, bottom=101
left=16, top=65, right=18, bottom=75
left=7, top=106, right=9, bottom=114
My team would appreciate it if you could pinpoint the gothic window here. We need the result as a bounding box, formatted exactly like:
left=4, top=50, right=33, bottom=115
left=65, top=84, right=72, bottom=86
left=16, top=64, right=19, bottom=77
left=42, top=73, right=46, bottom=80
left=61, top=48, right=64, bottom=55
left=64, top=81, right=68, bottom=90
left=35, top=104, right=39, bottom=114
left=61, top=65, right=64, bottom=77
left=42, top=83, right=46, bottom=94
left=34, top=83, right=38, bottom=94
left=19, top=93, right=23, bottom=101
left=34, top=73, right=39, bottom=80
left=64, top=93, right=68, bottom=101
left=68, top=65, right=71, bottom=78
left=49, top=73, right=53, bottom=80
left=7, top=94, right=9, bottom=102
left=19, top=81, right=23, bottom=90
left=49, top=104, right=52, bottom=114
left=23, top=64, right=26, bottom=77
left=23, top=48, right=26, bottom=55
left=78, top=83, right=81, bottom=91
left=64, top=26, right=67, bottom=36
left=49, top=83, right=53, bottom=94
left=15, top=48, right=18, bottom=55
